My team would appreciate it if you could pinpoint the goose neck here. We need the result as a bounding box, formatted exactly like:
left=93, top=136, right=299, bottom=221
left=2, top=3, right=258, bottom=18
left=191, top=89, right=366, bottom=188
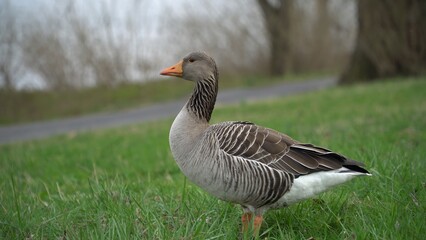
left=186, top=76, right=218, bottom=122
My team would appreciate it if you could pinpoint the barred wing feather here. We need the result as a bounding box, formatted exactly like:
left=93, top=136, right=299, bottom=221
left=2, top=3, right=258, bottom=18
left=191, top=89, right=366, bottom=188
left=213, top=121, right=365, bottom=177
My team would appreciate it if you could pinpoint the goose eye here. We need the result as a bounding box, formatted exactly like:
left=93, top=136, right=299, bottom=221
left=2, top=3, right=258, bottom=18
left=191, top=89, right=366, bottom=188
left=188, top=58, right=195, bottom=63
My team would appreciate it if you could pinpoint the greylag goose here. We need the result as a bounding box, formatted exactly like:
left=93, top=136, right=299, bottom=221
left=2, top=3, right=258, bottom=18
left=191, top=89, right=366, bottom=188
left=160, top=52, right=370, bottom=236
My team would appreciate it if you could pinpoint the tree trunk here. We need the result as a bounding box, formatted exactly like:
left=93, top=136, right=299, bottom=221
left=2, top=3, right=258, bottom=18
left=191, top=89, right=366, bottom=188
left=340, top=0, right=426, bottom=84
left=0, top=0, right=17, bottom=91
left=257, top=0, right=292, bottom=76
left=312, top=0, right=331, bottom=70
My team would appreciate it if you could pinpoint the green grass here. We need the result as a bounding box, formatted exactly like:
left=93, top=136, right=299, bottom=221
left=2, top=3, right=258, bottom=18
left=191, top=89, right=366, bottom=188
left=0, top=72, right=325, bottom=126
left=1, top=77, right=425, bottom=239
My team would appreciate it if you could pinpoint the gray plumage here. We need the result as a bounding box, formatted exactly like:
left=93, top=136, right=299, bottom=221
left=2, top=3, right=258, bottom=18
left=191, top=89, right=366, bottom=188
left=161, top=51, right=370, bottom=234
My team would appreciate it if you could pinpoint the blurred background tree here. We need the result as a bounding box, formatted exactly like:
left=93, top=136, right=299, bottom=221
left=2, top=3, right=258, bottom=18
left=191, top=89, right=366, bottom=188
left=0, top=0, right=20, bottom=91
left=0, top=0, right=359, bottom=91
left=340, top=0, right=426, bottom=84
left=257, top=0, right=292, bottom=76
left=1, top=0, right=424, bottom=91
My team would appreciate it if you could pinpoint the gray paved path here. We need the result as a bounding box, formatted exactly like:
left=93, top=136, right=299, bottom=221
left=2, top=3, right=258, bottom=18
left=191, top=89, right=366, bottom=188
left=0, top=78, right=336, bottom=144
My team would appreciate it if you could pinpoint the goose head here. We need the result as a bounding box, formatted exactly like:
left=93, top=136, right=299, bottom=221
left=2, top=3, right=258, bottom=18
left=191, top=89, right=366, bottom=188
left=160, top=52, right=218, bottom=82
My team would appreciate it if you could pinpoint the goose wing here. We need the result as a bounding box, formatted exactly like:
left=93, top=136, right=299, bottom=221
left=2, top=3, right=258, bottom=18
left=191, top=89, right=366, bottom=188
left=212, top=121, right=367, bottom=177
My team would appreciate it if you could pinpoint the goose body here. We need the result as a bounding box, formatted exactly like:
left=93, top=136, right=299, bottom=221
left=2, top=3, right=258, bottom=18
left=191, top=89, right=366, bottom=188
left=161, top=52, right=370, bottom=235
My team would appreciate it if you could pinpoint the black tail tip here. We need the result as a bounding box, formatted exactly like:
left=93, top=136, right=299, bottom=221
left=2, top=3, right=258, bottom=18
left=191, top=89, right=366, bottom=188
left=343, top=164, right=371, bottom=175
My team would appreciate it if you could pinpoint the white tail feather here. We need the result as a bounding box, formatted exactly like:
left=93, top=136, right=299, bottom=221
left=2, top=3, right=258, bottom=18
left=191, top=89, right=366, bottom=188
left=275, top=167, right=369, bottom=206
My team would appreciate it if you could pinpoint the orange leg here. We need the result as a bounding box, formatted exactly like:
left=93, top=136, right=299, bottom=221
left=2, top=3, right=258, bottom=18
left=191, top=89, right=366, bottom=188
left=241, top=212, right=253, bottom=233
left=242, top=212, right=263, bottom=237
left=253, top=215, right=263, bottom=237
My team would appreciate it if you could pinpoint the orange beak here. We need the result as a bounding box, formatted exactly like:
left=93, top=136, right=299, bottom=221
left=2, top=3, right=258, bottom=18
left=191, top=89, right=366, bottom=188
left=160, top=60, right=183, bottom=77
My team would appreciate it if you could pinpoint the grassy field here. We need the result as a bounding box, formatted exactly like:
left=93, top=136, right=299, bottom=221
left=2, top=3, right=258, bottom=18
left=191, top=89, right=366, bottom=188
left=0, top=72, right=325, bottom=126
left=1, top=77, right=425, bottom=239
